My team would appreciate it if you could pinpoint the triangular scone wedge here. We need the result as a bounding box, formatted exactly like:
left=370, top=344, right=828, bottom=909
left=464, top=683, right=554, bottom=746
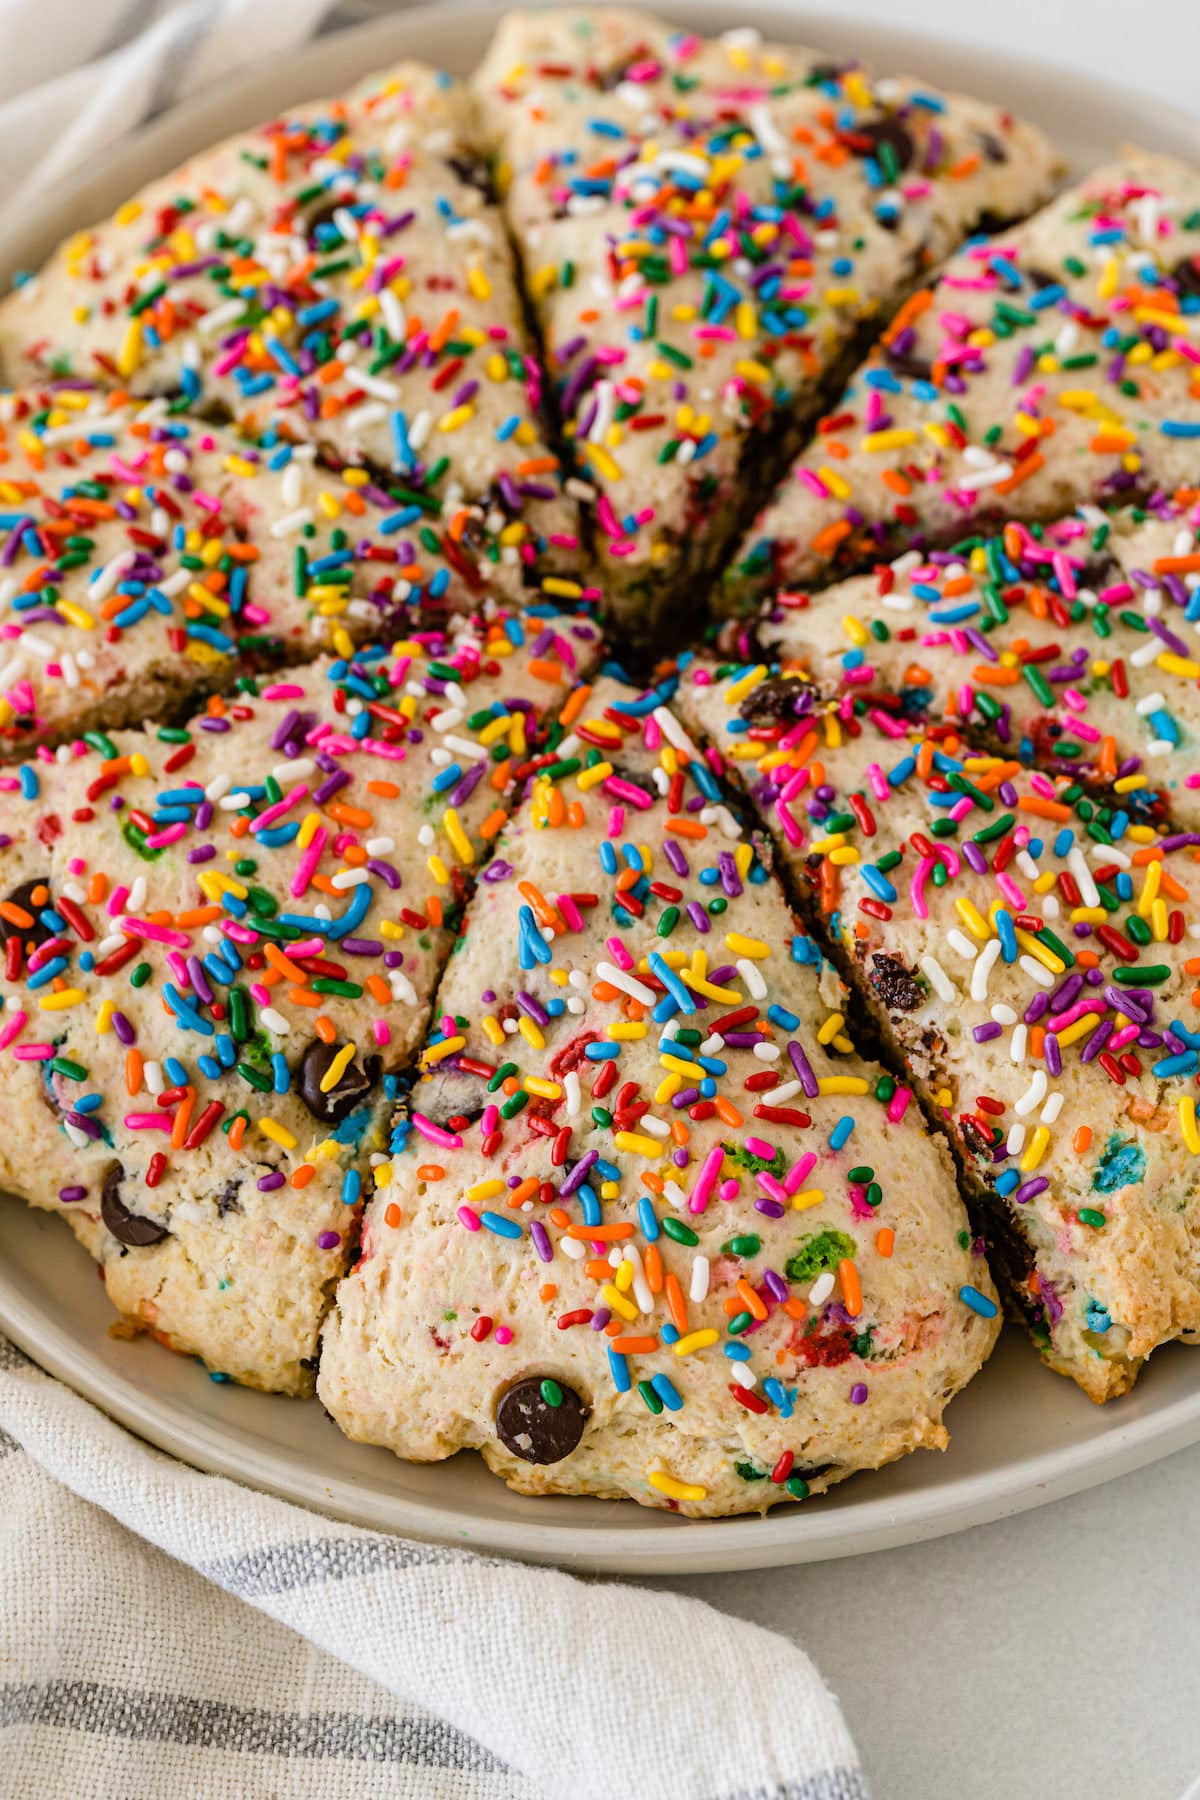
left=472, top=8, right=1057, bottom=642
left=319, top=674, right=998, bottom=1517
left=718, top=498, right=1200, bottom=828
left=681, top=667, right=1200, bottom=1399
left=0, top=66, right=580, bottom=606
left=0, top=614, right=599, bottom=1392
left=729, top=152, right=1200, bottom=609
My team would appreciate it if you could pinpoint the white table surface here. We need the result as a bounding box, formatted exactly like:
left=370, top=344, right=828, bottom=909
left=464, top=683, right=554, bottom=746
left=652, top=15, right=1200, bottom=1794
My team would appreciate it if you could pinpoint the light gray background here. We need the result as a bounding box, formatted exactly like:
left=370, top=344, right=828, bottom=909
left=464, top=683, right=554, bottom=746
left=658, top=6, right=1200, bottom=1796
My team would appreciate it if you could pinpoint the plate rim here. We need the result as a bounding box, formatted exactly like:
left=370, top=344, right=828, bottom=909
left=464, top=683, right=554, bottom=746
left=2, top=0, right=1199, bottom=1573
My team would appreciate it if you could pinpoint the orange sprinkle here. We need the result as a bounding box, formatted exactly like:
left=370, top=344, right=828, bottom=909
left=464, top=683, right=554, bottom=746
left=838, top=1258, right=863, bottom=1319
left=876, top=1228, right=895, bottom=1258
left=416, top=1164, right=445, bottom=1181
left=290, top=1164, right=315, bottom=1190
left=384, top=1202, right=402, bottom=1228
left=609, top=1336, right=658, bottom=1354
left=565, top=1221, right=633, bottom=1241
left=1073, top=1126, right=1093, bottom=1155
left=664, top=1273, right=688, bottom=1334
left=735, top=1278, right=768, bottom=1322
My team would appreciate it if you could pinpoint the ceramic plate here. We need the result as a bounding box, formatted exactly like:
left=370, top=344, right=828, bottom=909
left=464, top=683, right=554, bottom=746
left=2, top=1, right=1198, bottom=1574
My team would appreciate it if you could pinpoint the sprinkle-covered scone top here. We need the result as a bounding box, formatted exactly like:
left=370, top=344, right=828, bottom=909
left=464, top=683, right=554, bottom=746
left=0, top=65, right=581, bottom=607
left=473, top=8, right=1056, bottom=638
left=0, top=389, right=601, bottom=752
left=319, top=674, right=997, bottom=1516
left=0, top=614, right=598, bottom=1391
left=682, top=666, right=1200, bottom=1399
left=719, top=497, right=1200, bottom=829
left=730, top=152, right=1200, bottom=606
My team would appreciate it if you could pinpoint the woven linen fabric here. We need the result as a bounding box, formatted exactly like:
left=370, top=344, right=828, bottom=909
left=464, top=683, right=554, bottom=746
left=0, top=1335, right=866, bottom=1799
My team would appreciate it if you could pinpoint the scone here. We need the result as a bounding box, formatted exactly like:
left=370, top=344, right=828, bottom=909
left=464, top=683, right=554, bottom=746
left=728, top=151, right=1200, bottom=608
left=472, top=8, right=1057, bottom=642
left=0, top=65, right=581, bottom=608
left=318, top=674, right=999, bottom=1516
left=717, top=496, right=1200, bottom=828
left=681, top=665, right=1200, bottom=1399
left=0, top=613, right=599, bottom=1391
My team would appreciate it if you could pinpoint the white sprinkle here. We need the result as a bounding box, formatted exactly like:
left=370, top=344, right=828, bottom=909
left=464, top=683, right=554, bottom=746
left=1014, top=1070, right=1048, bottom=1117
left=970, top=938, right=1002, bottom=1003
left=595, top=961, right=656, bottom=1007
left=920, top=954, right=956, bottom=1002
left=809, top=1272, right=835, bottom=1306
left=690, top=1254, right=710, bottom=1303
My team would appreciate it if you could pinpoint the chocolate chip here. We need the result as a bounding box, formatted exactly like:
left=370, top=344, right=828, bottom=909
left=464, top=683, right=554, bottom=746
left=0, top=877, right=53, bottom=946
left=975, top=128, right=1009, bottom=165
left=870, top=952, right=926, bottom=1014
left=100, top=1163, right=170, bottom=1247
left=295, top=1040, right=381, bottom=1124
left=495, top=1376, right=588, bottom=1464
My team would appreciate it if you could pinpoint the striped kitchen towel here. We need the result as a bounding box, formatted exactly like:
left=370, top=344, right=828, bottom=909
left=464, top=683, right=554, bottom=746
left=0, top=0, right=337, bottom=223
left=0, top=1334, right=866, bottom=1799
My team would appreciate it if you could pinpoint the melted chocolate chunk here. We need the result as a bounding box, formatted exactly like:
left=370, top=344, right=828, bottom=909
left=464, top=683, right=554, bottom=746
left=738, top=675, right=811, bottom=727
left=974, top=128, right=1009, bottom=165
left=216, top=1177, right=243, bottom=1217
left=0, top=877, right=54, bottom=947
left=495, top=1376, right=588, bottom=1464
left=870, top=952, right=926, bottom=1014
left=444, top=152, right=495, bottom=203
left=295, top=1040, right=381, bottom=1124
left=884, top=346, right=934, bottom=382
left=848, top=116, right=914, bottom=173
left=1173, top=253, right=1200, bottom=299
left=100, top=1163, right=170, bottom=1247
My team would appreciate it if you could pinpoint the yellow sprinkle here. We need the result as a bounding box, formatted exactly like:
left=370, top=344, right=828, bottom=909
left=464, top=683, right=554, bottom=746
left=55, top=599, right=95, bottom=631
left=442, top=807, right=474, bottom=866
left=518, top=1016, right=545, bottom=1050
left=1014, top=929, right=1065, bottom=975
left=1179, top=1096, right=1200, bottom=1155
left=39, top=989, right=85, bottom=1010
left=1137, top=860, right=1162, bottom=918
left=421, top=1034, right=465, bottom=1067
left=1020, top=1126, right=1051, bottom=1173
left=481, top=1015, right=505, bottom=1047
left=1157, top=653, right=1200, bottom=680
left=674, top=1328, right=720, bottom=1357
left=724, top=932, right=769, bottom=959
left=259, top=1119, right=298, bottom=1149
left=577, top=761, right=612, bottom=791
left=648, top=1470, right=707, bottom=1503
left=602, top=1283, right=639, bottom=1323
left=655, top=1073, right=682, bottom=1105
left=955, top=897, right=993, bottom=940
left=427, top=854, right=450, bottom=885
left=816, top=1012, right=845, bottom=1046
left=791, top=1189, right=825, bottom=1212
left=862, top=428, right=918, bottom=452
left=319, top=1043, right=356, bottom=1093
left=438, top=404, right=475, bottom=433
left=523, top=1078, right=562, bottom=1100
left=1113, top=774, right=1148, bottom=794
left=724, top=665, right=767, bottom=705
left=817, top=1077, right=870, bottom=1096
left=466, top=1179, right=506, bottom=1203
left=842, top=615, right=869, bottom=648
left=659, top=1053, right=707, bottom=1081
left=94, top=999, right=116, bottom=1035
left=613, top=1131, right=664, bottom=1159
left=117, top=319, right=143, bottom=377
left=608, top=1021, right=648, bottom=1041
